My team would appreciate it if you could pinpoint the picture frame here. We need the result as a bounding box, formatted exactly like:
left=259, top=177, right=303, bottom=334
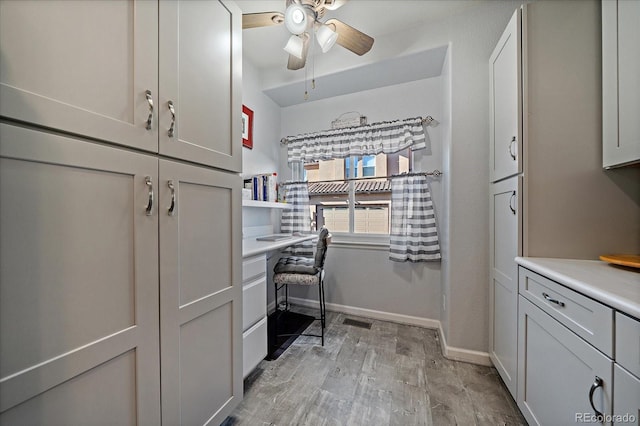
left=242, top=105, right=254, bottom=149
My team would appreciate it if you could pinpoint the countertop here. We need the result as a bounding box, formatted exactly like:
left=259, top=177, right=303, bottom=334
left=243, top=234, right=316, bottom=258
left=516, top=257, right=640, bottom=319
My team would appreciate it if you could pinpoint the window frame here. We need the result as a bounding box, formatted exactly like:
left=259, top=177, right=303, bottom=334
left=295, top=149, right=414, bottom=245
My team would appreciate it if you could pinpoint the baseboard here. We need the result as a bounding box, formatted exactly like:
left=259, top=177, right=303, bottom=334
left=437, top=323, right=492, bottom=366
left=287, top=296, right=440, bottom=329
left=285, top=296, right=492, bottom=366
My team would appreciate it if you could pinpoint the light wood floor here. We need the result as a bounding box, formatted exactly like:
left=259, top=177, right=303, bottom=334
left=223, top=306, right=526, bottom=426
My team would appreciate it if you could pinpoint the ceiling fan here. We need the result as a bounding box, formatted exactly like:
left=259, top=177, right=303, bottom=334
left=242, top=0, right=375, bottom=70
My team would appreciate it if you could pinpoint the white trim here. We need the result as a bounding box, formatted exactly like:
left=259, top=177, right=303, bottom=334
left=438, top=323, right=492, bottom=366
left=288, top=296, right=439, bottom=329
left=285, top=296, right=492, bottom=366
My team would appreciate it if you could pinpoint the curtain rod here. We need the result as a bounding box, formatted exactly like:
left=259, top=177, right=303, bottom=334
left=280, top=115, right=438, bottom=145
left=280, top=170, right=442, bottom=186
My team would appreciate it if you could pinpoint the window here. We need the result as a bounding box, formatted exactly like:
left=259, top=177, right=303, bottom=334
left=302, top=149, right=412, bottom=235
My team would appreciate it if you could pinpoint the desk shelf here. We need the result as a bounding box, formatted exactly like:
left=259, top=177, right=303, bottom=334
left=242, top=200, right=288, bottom=209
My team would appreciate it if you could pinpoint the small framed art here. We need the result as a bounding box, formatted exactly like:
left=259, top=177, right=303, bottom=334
left=242, top=105, right=254, bottom=149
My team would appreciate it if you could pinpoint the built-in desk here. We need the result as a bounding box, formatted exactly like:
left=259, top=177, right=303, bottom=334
left=240, top=234, right=316, bottom=378
left=242, top=234, right=316, bottom=258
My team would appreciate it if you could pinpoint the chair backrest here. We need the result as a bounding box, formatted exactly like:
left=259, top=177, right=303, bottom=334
left=313, top=227, right=331, bottom=270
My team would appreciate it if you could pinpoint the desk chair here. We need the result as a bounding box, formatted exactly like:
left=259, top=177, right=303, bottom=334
left=273, top=227, right=331, bottom=345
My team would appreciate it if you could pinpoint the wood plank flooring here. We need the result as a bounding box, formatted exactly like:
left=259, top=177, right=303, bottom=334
left=223, top=307, right=526, bottom=426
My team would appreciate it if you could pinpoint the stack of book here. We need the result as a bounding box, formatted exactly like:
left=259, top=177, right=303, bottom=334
left=243, top=173, right=278, bottom=202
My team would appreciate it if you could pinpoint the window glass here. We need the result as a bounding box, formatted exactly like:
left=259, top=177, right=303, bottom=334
left=305, top=149, right=412, bottom=234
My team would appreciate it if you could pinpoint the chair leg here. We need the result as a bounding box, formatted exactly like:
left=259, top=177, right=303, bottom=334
left=318, top=281, right=325, bottom=346
left=274, top=282, right=279, bottom=313
left=285, top=283, right=289, bottom=311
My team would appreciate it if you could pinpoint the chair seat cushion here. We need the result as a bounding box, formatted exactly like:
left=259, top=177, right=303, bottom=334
left=273, top=271, right=320, bottom=286
left=274, top=256, right=318, bottom=275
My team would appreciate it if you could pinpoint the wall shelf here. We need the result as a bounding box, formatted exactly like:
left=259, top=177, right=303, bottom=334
left=242, top=200, right=288, bottom=209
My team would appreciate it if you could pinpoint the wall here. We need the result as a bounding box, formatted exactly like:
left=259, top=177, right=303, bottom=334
left=278, top=76, right=444, bottom=323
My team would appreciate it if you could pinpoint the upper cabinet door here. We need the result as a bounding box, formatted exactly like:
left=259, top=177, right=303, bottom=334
left=0, top=0, right=158, bottom=153
left=602, top=0, right=640, bottom=169
left=159, top=0, right=242, bottom=172
left=489, top=9, right=522, bottom=183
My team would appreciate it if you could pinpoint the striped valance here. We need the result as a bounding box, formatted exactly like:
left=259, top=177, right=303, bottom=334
left=286, top=117, right=429, bottom=163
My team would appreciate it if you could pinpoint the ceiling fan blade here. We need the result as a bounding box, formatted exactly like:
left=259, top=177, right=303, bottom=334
left=325, top=18, right=374, bottom=56
left=322, top=0, right=348, bottom=11
left=287, top=34, right=310, bottom=70
left=242, top=12, right=284, bottom=29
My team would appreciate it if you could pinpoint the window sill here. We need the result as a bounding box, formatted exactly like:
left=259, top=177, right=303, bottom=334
left=329, top=233, right=390, bottom=251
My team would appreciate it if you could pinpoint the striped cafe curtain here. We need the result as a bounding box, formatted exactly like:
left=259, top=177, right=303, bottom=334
left=281, top=183, right=314, bottom=256
left=389, top=175, right=441, bottom=262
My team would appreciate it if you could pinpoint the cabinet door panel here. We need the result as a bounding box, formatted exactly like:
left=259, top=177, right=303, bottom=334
left=517, top=296, right=613, bottom=426
left=489, top=177, right=521, bottom=397
left=489, top=9, right=522, bottom=182
left=613, top=365, right=640, bottom=425
left=0, top=0, right=158, bottom=152
left=0, top=124, right=160, bottom=424
left=603, top=0, right=640, bottom=168
left=159, top=0, right=242, bottom=172
left=159, top=159, right=242, bottom=425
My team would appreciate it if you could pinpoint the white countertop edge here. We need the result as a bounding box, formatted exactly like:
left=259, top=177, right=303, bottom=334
left=515, top=257, right=640, bottom=319
left=243, top=234, right=316, bottom=258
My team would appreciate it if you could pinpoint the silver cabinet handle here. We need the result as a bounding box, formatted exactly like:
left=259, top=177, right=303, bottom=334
left=542, top=292, right=565, bottom=307
left=145, top=176, right=154, bottom=216
left=588, top=376, right=604, bottom=422
left=508, top=136, right=517, bottom=160
left=145, top=90, right=154, bottom=130
left=168, top=100, right=175, bottom=137
left=167, top=180, right=176, bottom=216
left=509, top=191, right=516, bottom=215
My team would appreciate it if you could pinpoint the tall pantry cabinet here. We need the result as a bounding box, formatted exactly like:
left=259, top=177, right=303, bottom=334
left=0, top=1, right=243, bottom=425
left=488, top=0, right=640, bottom=403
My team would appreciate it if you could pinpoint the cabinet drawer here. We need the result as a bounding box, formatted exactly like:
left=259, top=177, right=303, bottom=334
left=616, top=312, right=640, bottom=378
left=242, top=276, right=267, bottom=331
left=242, top=317, right=267, bottom=379
left=519, top=267, right=614, bottom=357
left=242, top=254, right=266, bottom=282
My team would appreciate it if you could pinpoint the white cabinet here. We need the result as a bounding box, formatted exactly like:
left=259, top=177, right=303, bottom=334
left=614, top=313, right=640, bottom=425
left=489, top=0, right=640, bottom=400
left=0, top=122, right=243, bottom=426
left=518, top=295, right=613, bottom=425
left=158, top=0, right=241, bottom=172
left=0, top=0, right=242, bottom=172
left=241, top=254, right=268, bottom=378
left=0, top=1, right=243, bottom=424
left=602, top=0, right=640, bottom=169
left=158, top=160, right=242, bottom=426
left=489, top=9, right=522, bottom=183
left=0, top=124, right=161, bottom=425
left=489, top=176, right=521, bottom=396
left=613, top=365, right=640, bottom=425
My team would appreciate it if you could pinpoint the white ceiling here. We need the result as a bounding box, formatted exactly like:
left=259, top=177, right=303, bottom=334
left=235, top=0, right=487, bottom=105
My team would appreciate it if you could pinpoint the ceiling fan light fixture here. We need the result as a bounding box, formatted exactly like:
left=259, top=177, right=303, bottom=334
left=315, top=23, right=338, bottom=53
left=284, top=3, right=309, bottom=35
left=283, top=34, right=305, bottom=59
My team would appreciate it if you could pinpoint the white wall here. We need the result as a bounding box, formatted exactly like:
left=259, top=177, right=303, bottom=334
left=241, top=59, right=282, bottom=235
left=393, top=1, right=525, bottom=352
left=278, top=76, right=444, bottom=322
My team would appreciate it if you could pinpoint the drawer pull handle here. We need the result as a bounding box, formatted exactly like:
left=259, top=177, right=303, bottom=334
left=167, top=180, right=176, bottom=216
left=168, top=100, right=176, bottom=137
left=588, top=376, right=604, bottom=422
left=542, top=292, right=565, bottom=307
left=508, top=136, right=517, bottom=160
left=145, top=90, right=154, bottom=130
left=509, top=191, right=516, bottom=215
left=145, top=176, right=154, bottom=216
